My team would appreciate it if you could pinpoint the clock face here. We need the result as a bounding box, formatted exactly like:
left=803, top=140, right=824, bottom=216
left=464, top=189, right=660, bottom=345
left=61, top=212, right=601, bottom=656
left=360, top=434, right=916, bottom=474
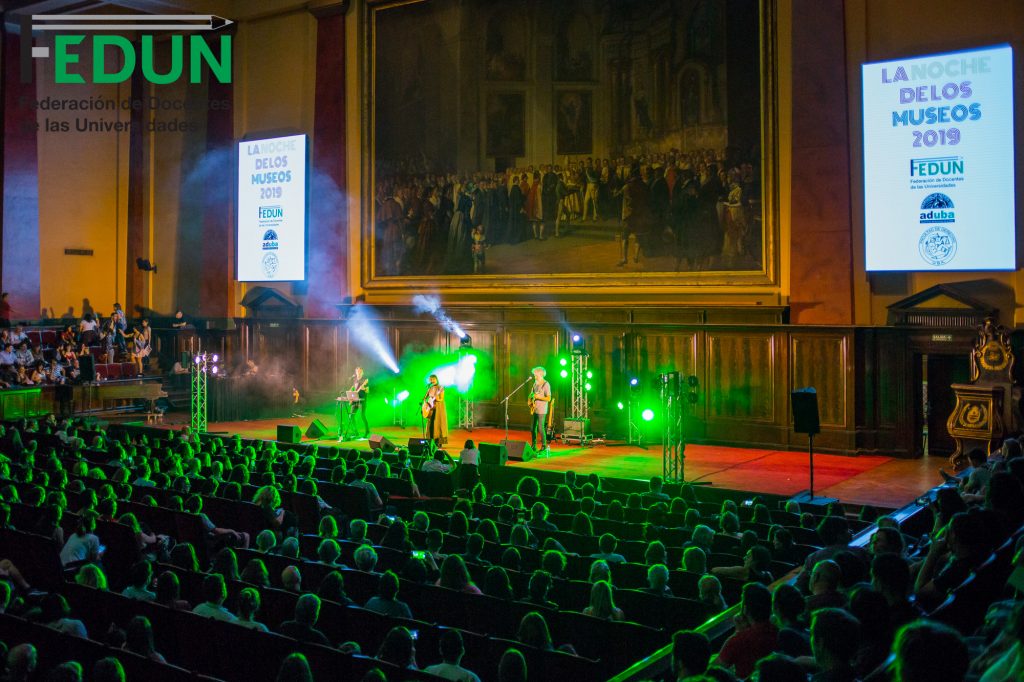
left=980, top=341, right=1009, bottom=371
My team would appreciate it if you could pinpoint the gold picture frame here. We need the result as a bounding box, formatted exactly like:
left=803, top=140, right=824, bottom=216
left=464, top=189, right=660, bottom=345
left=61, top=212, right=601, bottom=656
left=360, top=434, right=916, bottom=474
left=359, top=0, right=780, bottom=297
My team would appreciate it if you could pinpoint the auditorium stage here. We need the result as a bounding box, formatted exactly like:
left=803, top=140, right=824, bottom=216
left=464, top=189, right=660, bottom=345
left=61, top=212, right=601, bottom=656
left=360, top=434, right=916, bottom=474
left=174, top=415, right=938, bottom=510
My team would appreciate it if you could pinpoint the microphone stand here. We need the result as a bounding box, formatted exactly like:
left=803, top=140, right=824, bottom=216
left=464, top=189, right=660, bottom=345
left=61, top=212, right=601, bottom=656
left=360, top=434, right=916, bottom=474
left=502, top=376, right=533, bottom=442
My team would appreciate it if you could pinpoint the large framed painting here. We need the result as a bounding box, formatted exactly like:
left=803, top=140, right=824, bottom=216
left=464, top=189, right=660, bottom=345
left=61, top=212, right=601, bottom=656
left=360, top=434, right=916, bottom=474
left=362, top=0, right=779, bottom=290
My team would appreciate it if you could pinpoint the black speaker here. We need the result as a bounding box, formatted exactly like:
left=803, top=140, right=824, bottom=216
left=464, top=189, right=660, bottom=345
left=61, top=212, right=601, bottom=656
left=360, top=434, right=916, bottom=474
left=79, top=355, right=95, bottom=382
left=479, top=442, right=508, bottom=466
left=407, top=438, right=430, bottom=457
left=305, top=419, right=328, bottom=439
left=501, top=439, right=536, bottom=462
left=277, top=425, right=301, bottom=444
left=369, top=434, right=396, bottom=452
left=791, top=389, right=820, bottom=435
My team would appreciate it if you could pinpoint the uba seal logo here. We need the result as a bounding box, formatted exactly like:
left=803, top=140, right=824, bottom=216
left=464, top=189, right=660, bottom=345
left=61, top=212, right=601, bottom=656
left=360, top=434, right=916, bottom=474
left=262, top=252, right=279, bottom=278
left=919, top=225, right=957, bottom=266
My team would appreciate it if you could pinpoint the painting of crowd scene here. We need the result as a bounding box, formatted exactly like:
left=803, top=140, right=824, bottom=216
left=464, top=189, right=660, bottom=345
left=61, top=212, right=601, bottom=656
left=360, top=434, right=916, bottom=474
left=370, top=0, right=764, bottom=278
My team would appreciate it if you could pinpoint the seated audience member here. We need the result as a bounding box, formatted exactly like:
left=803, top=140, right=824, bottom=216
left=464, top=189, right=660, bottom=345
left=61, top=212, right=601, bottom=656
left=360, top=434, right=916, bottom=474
left=422, top=449, right=455, bottom=474
left=699, top=574, right=727, bottom=611
left=354, top=544, right=379, bottom=573
left=713, top=583, right=777, bottom=679
left=646, top=475, right=671, bottom=502
left=772, top=583, right=810, bottom=658
left=517, top=611, right=555, bottom=651
left=590, top=533, right=627, bottom=564
left=753, top=653, right=807, bottom=682
left=60, top=512, right=102, bottom=566
left=461, top=532, right=490, bottom=566
left=684, top=525, right=715, bottom=554
left=92, top=657, right=125, bottom=682
left=972, top=602, right=1024, bottom=682
left=318, top=571, right=354, bottom=606
left=155, top=571, right=190, bottom=610
left=712, top=545, right=773, bottom=584
left=348, top=518, right=368, bottom=543
left=541, top=549, right=567, bottom=578
left=915, top=511, right=990, bottom=608
left=192, top=574, right=239, bottom=623
left=364, top=570, right=413, bottom=619
left=589, top=559, right=612, bottom=585
left=75, top=564, right=108, bottom=590
left=644, top=540, right=668, bottom=566
left=870, top=553, right=921, bottom=629
left=869, top=526, right=905, bottom=557
left=672, top=630, right=711, bottom=680
left=281, top=565, right=302, bottom=593
left=809, top=607, right=860, bottom=682
left=582, top=580, right=624, bottom=621
left=439, top=554, right=482, bottom=594
left=349, top=464, right=384, bottom=511
left=893, top=620, right=969, bottom=682
left=498, top=648, right=527, bottom=682
left=683, top=546, right=708, bottom=575
left=38, top=594, right=88, bottom=638
left=484, top=566, right=516, bottom=601
left=279, top=594, right=331, bottom=646
left=644, top=564, right=673, bottom=597
left=236, top=587, right=270, bottom=632
left=6, top=643, right=38, bottom=682
left=124, top=616, right=166, bottom=663
left=849, top=587, right=894, bottom=676
left=521, top=569, right=558, bottom=610
left=423, top=629, right=482, bottom=682
left=528, top=501, right=558, bottom=532
left=796, top=516, right=861, bottom=593
left=121, top=560, right=156, bottom=600
left=378, top=626, right=419, bottom=670
left=805, top=559, right=846, bottom=613
left=276, top=653, right=314, bottom=682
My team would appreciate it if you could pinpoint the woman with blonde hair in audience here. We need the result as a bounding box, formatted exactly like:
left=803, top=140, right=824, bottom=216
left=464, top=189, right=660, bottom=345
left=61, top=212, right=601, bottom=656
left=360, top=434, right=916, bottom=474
left=583, top=580, right=625, bottom=621
left=74, top=564, right=107, bottom=590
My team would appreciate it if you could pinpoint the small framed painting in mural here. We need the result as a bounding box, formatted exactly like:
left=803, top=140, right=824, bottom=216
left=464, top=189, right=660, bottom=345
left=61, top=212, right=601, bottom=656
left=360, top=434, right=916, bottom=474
left=364, top=0, right=779, bottom=290
left=485, top=93, right=527, bottom=158
left=555, top=90, right=593, bottom=155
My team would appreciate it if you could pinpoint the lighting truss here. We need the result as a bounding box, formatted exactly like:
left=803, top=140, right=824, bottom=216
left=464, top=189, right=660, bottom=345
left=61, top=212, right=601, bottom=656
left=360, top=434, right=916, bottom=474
left=190, top=352, right=218, bottom=433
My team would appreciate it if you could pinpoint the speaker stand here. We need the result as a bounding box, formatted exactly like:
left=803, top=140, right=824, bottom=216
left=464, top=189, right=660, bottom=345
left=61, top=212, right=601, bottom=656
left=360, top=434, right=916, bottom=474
left=790, top=434, right=837, bottom=506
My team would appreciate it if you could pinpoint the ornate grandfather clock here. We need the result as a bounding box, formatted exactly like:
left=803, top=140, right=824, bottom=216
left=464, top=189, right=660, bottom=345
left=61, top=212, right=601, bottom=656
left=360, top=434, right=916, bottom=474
left=946, top=318, right=1020, bottom=469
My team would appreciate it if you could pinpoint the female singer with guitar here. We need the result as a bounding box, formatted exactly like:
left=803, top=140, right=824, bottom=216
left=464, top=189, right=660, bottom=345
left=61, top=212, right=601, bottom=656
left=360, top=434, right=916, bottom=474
left=529, top=366, right=551, bottom=453
left=349, top=366, right=370, bottom=439
left=422, top=374, right=448, bottom=446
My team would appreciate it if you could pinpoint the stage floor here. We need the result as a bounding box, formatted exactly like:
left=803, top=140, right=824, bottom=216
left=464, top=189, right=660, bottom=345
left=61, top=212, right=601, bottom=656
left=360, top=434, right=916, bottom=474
left=180, top=415, right=939, bottom=510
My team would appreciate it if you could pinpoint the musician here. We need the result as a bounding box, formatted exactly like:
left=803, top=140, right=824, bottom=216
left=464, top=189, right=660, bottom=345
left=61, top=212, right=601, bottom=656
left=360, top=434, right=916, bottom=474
left=423, top=374, right=448, bottom=446
left=349, top=367, right=370, bottom=439
left=529, top=366, right=552, bottom=452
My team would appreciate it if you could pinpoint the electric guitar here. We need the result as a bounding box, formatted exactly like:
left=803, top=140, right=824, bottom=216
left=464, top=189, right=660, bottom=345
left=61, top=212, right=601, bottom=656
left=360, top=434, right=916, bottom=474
left=528, top=383, right=550, bottom=414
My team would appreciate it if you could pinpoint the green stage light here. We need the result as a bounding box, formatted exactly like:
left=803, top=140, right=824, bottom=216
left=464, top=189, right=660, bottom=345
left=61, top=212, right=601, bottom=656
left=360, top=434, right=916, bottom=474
left=617, top=401, right=624, bottom=410
left=560, top=369, right=569, bottom=378
left=585, top=370, right=593, bottom=379
left=642, top=408, right=655, bottom=421
left=585, top=382, right=592, bottom=391
left=559, top=357, right=568, bottom=367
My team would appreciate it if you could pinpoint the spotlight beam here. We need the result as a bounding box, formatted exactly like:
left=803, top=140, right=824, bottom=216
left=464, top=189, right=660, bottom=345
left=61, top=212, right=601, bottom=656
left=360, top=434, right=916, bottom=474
left=412, top=294, right=467, bottom=341
left=346, top=305, right=400, bottom=374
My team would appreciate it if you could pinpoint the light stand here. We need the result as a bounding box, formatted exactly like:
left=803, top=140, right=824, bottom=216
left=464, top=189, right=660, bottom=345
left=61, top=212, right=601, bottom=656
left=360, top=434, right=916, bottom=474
left=626, top=380, right=644, bottom=447
left=456, top=339, right=475, bottom=431
left=190, top=351, right=219, bottom=433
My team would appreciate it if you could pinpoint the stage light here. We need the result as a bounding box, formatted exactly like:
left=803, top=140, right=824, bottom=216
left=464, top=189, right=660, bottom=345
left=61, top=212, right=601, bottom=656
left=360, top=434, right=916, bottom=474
left=642, top=408, right=655, bottom=421
left=559, top=369, right=568, bottom=378
left=428, top=354, right=478, bottom=393
left=570, top=333, right=585, bottom=354
left=617, top=401, right=624, bottom=410
left=194, top=355, right=201, bottom=365
left=559, top=358, right=568, bottom=367
left=585, top=370, right=593, bottom=379
left=211, top=366, right=218, bottom=375
left=585, top=382, right=592, bottom=391
left=212, top=354, right=219, bottom=363
left=629, top=377, right=639, bottom=386
left=346, top=305, right=400, bottom=374
left=459, top=334, right=472, bottom=348
left=396, top=390, right=410, bottom=402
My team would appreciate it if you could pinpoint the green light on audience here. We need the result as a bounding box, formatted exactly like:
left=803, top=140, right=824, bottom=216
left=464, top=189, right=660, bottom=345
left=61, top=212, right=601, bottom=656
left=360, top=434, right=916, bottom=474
left=642, top=408, right=655, bottom=421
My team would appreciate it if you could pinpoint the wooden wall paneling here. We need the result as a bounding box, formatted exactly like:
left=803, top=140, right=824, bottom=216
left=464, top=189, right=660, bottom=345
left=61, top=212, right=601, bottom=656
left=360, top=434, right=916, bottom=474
left=633, top=329, right=701, bottom=439
left=581, top=329, right=627, bottom=429
left=505, top=328, right=560, bottom=426
left=789, top=331, right=855, bottom=452
left=306, top=324, right=340, bottom=396
left=705, top=330, right=782, bottom=445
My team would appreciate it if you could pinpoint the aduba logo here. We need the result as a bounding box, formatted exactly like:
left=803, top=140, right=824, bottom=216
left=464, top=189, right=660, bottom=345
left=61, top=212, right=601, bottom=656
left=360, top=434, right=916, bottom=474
left=261, top=228, right=279, bottom=251
left=919, top=193, right=955, bottom=224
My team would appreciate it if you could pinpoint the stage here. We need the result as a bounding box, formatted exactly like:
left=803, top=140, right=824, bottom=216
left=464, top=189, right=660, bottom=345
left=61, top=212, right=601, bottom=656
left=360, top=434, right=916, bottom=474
left=176, top=415, right=939, bottom=510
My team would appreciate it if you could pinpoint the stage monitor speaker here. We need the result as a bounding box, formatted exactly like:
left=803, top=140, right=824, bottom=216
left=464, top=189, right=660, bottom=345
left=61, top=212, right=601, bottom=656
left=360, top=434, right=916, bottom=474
left=277, top=425, right=301, bottom=444
left=791, top=389, right=820, bottom=436
left=479, top=442, right=508, bottom=466
left=563, top=418, right=590, bottom=437
left=407, top=438, right=430, bottom=457
left=501, top=439, right=536, bottom=462
left=305, top=419, right=329, bottom=439
left=369, top=434, right=396, bottom=453
left=79, top=355, right=95, bottom=382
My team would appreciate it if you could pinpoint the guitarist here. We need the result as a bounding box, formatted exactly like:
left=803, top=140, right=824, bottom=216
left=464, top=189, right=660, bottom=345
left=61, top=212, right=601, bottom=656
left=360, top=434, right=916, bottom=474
left=349, top=367, right=370, bottom=439
left=422, top=373, right=448, bottom=446
left=529, top=366, right=552, bottom=453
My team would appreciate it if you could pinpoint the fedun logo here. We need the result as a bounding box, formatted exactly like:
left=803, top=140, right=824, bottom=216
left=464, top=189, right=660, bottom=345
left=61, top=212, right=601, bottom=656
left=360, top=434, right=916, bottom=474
left=909, top=156, right=964, bottom=177
left=18, top=13, right=232, bottom=85
left=919, top=225, right=958, bottom=266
